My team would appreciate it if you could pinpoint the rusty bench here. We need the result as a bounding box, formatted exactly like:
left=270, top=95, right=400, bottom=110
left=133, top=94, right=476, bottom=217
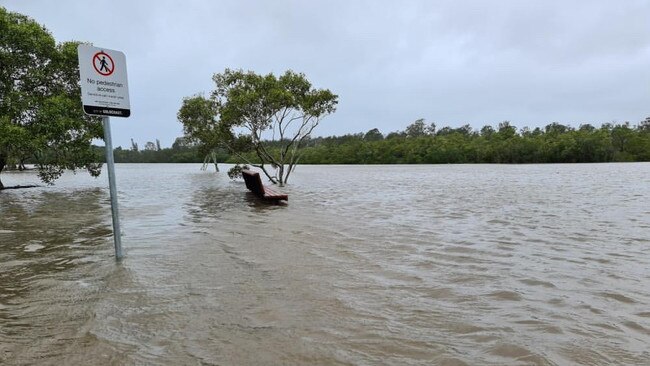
left=241, top=169, right=288, bottom=202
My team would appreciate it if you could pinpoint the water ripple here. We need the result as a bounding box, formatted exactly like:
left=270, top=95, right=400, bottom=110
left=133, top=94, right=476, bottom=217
left=1, top=163, right=649, bottom=364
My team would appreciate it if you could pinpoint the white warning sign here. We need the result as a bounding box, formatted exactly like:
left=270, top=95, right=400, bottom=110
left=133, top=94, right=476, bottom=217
left=78, top=44, right=131, bottom=117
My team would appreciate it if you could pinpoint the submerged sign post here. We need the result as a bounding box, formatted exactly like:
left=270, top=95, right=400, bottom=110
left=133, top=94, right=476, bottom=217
left=78, top=44, right=130, bottom=259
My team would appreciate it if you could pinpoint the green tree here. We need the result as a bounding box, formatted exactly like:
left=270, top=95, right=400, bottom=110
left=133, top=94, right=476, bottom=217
left=579, top=123, right=596, bottom=132
left=455, top=124, right=473, bottom=136
left=179, top=69, right=338, bottom=185
left=497, top=121, right=517, bottom=139
left=177, top=95, right=222, bottom=153
left=144, top=141, right=157, bottom=151
left=386, top=131, right=405, bottom=139
left=0, top=8, right=102, bottom=189
left=611, top=122, right=635, bottom=161
left=405, top=118, right=428, bottom=137
left=480, top=125, right=495, bottom=138
left=363, top=128, right=384, bottom=141
left=639, top=117, right=650, bottom=133
left=545, top=122, right=572, bottom=135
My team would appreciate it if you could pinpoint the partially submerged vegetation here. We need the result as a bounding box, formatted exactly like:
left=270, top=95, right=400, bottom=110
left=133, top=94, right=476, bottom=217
left=296, top=119, right=650, bottom=164
left=178, top=69, right=338, bottom=186
left=0, top=8, right=102, bottom=190
left=101, top=118, right=650, bottom=166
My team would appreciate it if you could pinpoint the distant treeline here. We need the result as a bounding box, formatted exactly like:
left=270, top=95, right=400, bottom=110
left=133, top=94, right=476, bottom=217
left=97, top=119, right=650, bottom=164
left=92, top=138, right=228, bottom=164
left=236, top=119, right=650, bottom=164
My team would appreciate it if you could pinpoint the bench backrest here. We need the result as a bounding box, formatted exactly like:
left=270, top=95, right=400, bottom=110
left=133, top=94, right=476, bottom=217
left=242, top=170, right=265, bottom=196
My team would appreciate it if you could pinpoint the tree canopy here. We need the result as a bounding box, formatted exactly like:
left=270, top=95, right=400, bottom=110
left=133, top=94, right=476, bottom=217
left=292, top=119, right=650, bottom=164
left=100, top=118, right=650, bottom=165
left=179, top=69, right=338, bottom=185
left=0, top=7, right=102, bottom=189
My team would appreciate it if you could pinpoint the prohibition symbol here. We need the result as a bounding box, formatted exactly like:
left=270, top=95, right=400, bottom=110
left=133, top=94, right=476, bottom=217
left=93, top=51, right=114, bottom=76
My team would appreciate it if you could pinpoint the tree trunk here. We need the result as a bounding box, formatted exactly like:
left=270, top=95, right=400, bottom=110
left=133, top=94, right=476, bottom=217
left=0, top=155, right=6, bottom=190
left=278, top=165, right=285, bottom=186
left=257, top=164, right=277, bottom=185
left=212, top=152, right=219, bottom=172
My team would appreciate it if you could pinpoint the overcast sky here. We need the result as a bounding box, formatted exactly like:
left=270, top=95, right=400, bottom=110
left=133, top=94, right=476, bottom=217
left=3, top=0, right=649, bottom=148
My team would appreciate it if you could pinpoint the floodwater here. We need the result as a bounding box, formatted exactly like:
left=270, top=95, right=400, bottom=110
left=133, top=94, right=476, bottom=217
left=1, top=163, right=649, bottom=365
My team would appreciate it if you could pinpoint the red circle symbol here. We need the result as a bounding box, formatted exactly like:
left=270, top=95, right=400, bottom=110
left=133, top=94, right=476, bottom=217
left=93, top=51, right=114, bottom=76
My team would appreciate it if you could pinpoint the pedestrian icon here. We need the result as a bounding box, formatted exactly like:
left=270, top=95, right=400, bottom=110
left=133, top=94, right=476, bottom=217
left=93, top=51, right=114, bottom=76
left=99, top=56, right=109, bottom=71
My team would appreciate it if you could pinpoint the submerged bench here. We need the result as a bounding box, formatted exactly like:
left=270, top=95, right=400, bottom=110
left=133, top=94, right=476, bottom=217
left=241, top=170, right=288, bottom=202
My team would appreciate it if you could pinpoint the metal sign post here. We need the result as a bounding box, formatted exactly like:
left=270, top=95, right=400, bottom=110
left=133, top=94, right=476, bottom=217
left=102, top=116, right=123, bottom=259
left=78, top=44, right=130, bottom=260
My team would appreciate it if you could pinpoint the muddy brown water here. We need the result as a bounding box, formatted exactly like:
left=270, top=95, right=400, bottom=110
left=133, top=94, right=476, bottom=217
left=1, top=164, right=649, bottom=365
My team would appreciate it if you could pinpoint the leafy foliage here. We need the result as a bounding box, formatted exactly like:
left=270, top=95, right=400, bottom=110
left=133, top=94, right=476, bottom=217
left=0, top=7, right=103, bottom=188
left=179, top=69, right=338, bottom=185
left=226, top=164, right=250, bottom=180
left=291, top=120, right=650, bottom=165
left=101, top=119, right=649, bottom=166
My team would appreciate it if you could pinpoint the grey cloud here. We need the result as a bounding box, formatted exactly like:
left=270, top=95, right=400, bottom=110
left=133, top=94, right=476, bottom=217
left=3, top=0, right=649, bottom=147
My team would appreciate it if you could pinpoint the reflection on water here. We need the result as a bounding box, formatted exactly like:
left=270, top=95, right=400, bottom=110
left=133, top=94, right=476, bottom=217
left=1, top=163, right=649, bottom=365
left=186, top=187, right=283, bottom=224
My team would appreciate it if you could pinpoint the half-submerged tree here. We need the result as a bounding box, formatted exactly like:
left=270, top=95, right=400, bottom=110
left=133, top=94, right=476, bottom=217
left=0, top=8, right=103, bottom=189
left=178, top=69, right=338, bottom=186
left=177, top=95, right=224, bottom=171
